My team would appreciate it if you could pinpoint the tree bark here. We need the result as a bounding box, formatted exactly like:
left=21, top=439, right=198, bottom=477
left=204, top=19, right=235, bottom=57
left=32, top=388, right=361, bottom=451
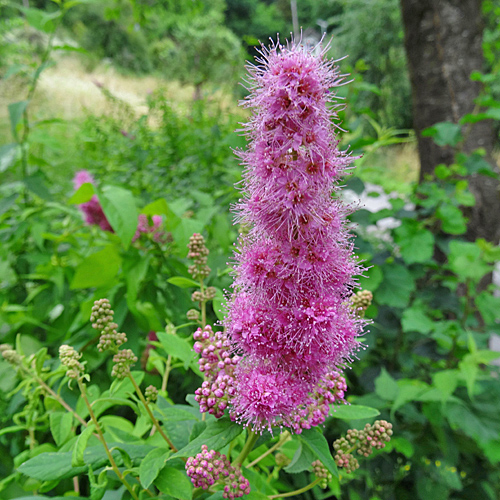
left=400, top=0, right=500, bottom=244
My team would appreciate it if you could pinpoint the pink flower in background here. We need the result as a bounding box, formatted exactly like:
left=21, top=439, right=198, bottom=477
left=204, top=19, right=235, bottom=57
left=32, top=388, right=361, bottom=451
left=73, top=170, right=113, bottom=232
left=225, top=38, right=366, bottom=431
left=133, top=214, right=164, bottom=242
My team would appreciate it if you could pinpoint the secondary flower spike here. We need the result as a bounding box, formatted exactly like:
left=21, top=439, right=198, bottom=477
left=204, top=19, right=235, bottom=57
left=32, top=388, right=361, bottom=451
left=225, top=37, right=366, bottom=431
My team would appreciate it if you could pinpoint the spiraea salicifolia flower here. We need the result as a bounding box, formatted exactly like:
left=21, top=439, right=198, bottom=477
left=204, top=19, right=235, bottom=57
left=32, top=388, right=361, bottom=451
left=73, top=170, right=113, bottom=232
left=91, top=298, right=127, bottom=352
left=225, top=38, right=366, bottom=432
left=59, top=345, right=85, bottom=380
left=194, top=325, right=239, bottom=418
left=185, top=445, right=250, bottom=498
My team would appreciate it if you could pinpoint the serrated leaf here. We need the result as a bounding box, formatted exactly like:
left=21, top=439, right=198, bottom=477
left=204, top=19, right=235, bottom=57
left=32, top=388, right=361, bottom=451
left=72, top=423, right=96, bottom=467
left=69, top=182, right=95, bottom=204
left=167, top=276, right=200, bottom=288
left=401, top=306, right=435, bottom=334
left=376, top=263, right=415, bottom=308
left=18, top=452, right=87, bottom=480
left=0, top=143, right=18, bottom=172
left=154, top=466, right=192, bottom=500
left=422, top=121, right=462, bottom=147
left=394, top=219, right=434, bottom=264
left=375, top=368, right=399, bottom=401
left=99, top=185, right=138, bottom=249
left=70, top=246, right=121, bottom=289
left=156, top=331, right=195, bottom=369
left=436, top=204, right=467, bottom=235
left=297, top=428, right=338, bottom=478
left=140, top=448, right=170, bottom=489
left=8, top=100, right=28, bottom=139
left=284, top=441, right=316, bottom=473
left=170, top=418, right=243, bottom=459
left=50, top=412, right=73, bottom=446
left=329, top=403, right=380, bottom=420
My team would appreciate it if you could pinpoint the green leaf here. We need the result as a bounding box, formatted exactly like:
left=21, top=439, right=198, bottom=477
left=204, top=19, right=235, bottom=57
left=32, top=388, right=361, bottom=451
left=329, top=404, right=380, bottom=420
left=448, top=240, right=490, bottom=281
left=391, top=380, right=429, bottom=414
left=464, top=153, right=496, bottom=177
left=72, top=424, right=96, bottom=467
left=68, top=182, right=95, bottom=204
left=376, top=263, right=415, bottom=308
left=394, top=219, right=434, bottom=264
left=70, top=246, right=121, bottom=289
left=0, top=143, right=18, bottom=172
left=375, top=368, right=399, bottom=401
left=212, top=287, right=227, bottom=322
left=18, top=452, right=87, bottom=481
left=432, top=370, right=459, bottom=403
left=284, top=440, right=316, bottom=473
left=167, top=276, right=200, bottom=288
left=18, top=7, right=62, bottom=32
left=24, top=171, right=52, bottom=200
left=99, top=185, right=138, bottom=249
left=422, top=122, right=462, bottom=147
left=401, top=306, right=435, bottom=334
left=357, top=265, right=383, bottom=292
left=140, top=448, right=170, bottom=489
left=154, top=466, right=192, bottom=500
left=297, top=428, right=338, bottom=478
left=0, top=192, right=19, bottom=215
left=8, top=100, right=28, bottom=139
left=436, top=204, right=467, bottom=235
left=388, top=437, right=414, bottom=458
left=50, top=412, right=73, bottom=447
left=170, top=418, right=243, bottom=459
left=156, top=331, right=195, bottom=369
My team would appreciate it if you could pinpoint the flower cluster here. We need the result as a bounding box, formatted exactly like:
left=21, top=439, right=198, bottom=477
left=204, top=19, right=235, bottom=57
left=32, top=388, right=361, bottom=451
left=91, top=298, right=127, bottom=352
left=185, top=445, right=250, bottom=499
left=290, top=371, right=347, bottom=433
left=111, top=349, right=138, bottom=379
left=133, top=214, right=165, bottom=243
left=225, top=39, right=366, bottom=431
left=349, top=290, right=373, bottom=317
left=73, top=171, right=165, bottom=243
left=73, top=170, right=113, bottom=232
left=187, top=233, right=211, bottom=281
left=312, top=460, right=332, bottom=489
left=59, top=345, right=85, bottom=380
left=193, top=325, right=239, bottom=418
left=333, top=420, right=393, bottom=473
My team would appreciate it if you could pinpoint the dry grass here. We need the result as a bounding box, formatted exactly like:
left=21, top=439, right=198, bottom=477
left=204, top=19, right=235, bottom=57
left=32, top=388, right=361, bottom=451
left=0, top=55, right=238, bottom=129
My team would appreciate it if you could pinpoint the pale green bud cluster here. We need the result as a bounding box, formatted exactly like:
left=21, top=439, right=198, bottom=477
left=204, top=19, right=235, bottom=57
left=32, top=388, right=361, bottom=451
left=312, top=459, right=332, bottom=488
left=91, top=298, right=127, bottom=352
left=349, top=290, right=373, bottom=317
left=111, top=349, right=138, bottom=379
left=145, top=385, right=158, bottom=403
left=59, top=345, right=85, bottom=380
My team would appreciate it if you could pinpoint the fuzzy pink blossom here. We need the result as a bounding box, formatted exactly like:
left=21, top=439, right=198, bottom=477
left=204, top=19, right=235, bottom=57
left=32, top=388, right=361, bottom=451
left=132, top=214, right=164, bottom=242
left=73, top=170, right=113, bottom=232
left=225, top=38, right=366, bottom=432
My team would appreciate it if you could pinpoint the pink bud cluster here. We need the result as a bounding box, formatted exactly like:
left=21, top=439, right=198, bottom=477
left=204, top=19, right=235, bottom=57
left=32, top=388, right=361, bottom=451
left=291, top=371, right=347, bottom=433
left=333, top=420, right=393, bottom=473
left=225, top=39, right=366, bottom=431
left=185, top=445, right=250, bottom=498
left=193, top=325, right=239, bottom=418
left=132, top=214, right=164, bottom=242
left=73, top=170, right=113, bottom=232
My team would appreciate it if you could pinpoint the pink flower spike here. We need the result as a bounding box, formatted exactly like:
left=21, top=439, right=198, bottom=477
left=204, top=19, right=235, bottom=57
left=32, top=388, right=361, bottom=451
left=225, top=36, right=368, bottom=432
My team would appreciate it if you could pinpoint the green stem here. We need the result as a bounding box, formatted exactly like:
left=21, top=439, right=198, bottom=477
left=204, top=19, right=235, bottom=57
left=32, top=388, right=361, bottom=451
left=19, top=364, right=88, bottom=428
left=161, top=354, right=172, bottom=393
left=268, top=478, right=322, bottom=499
left=246, top=431, right=291, bottom=468
left=78, top=380, right=140, bottom=500
left=127, top=372, right=178, bottom=452
left=233, top=430, right=259, bottom=467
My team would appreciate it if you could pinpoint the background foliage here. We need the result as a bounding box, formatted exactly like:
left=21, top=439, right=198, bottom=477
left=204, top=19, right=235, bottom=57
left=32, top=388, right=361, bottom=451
left=0, top=0, right=499, bottom=499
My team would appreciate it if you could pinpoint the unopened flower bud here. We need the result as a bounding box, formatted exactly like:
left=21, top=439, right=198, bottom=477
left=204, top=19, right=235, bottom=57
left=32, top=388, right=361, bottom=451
left=111, top=349, right=138, bottom=379
left=145, top=385, right=158, bottom=403
left=187, top=309, right=200, bottom=321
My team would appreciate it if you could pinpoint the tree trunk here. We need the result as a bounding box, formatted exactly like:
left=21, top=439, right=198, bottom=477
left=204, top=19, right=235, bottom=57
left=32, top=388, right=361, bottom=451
left=400, top=0, right=500, bottom=244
